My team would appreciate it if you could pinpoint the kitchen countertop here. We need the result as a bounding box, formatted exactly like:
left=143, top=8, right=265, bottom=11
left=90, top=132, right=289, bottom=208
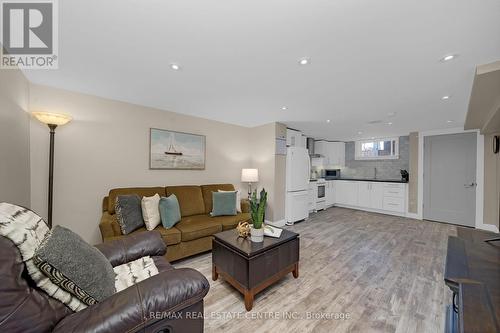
left=335, top=178, right=408, bottom=183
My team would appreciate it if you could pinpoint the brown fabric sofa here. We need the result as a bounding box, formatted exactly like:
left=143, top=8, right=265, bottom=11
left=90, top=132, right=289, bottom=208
left=99, top=184, right=251, bottom=262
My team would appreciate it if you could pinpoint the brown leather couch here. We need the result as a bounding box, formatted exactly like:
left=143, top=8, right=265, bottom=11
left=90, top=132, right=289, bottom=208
left=0, top=230, right=210, bottom=333
left=100, top=184, right=251, bottom=262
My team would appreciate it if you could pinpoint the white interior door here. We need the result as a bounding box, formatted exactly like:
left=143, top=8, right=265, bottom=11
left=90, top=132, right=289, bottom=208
left=423, top=132, right=477, bottom=227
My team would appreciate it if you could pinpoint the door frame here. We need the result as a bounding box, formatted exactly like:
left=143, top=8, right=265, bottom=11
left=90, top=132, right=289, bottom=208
left=417, top=128, right=496, bottom=232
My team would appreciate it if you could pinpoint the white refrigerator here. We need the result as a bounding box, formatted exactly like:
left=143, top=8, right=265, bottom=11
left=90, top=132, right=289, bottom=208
left=285, top=147, right=311, bottom=225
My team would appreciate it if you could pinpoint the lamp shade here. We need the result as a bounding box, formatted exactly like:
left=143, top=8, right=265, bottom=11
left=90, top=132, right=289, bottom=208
left=241, top=168, right=259, bottom=183
left=32, top=111, right=72, bottom=126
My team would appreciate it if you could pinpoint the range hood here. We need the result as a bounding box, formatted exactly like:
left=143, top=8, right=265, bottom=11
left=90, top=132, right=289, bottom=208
left=306, top=137, right=323, bottom=158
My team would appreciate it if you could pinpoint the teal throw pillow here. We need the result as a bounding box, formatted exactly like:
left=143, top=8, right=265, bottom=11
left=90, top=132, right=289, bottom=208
left=212, top=191, right=237, bottom=216
left=159, top=195, right=181, bottom=229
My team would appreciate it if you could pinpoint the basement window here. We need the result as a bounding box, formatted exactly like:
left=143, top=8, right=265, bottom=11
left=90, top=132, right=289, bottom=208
left=355, top=137, right=399, bottom=160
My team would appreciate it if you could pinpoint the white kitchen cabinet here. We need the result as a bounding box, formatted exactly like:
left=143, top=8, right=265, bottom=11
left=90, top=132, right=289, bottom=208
left=286, top=129, right=303, bottom=147
left=335, top=181, right=358, bottom=206
left=325, top=180, right=336, bottom=206
left=333, top=180, right=407, bottom=217
left=370, top=183, right=384, bottom=210
left=308, top=182, right=317, bottom=212
left=314, top=141, right=345, bottom=167
left=298, top=135, right=307, bottom=148
left=358, top=182, right=371, bottom=207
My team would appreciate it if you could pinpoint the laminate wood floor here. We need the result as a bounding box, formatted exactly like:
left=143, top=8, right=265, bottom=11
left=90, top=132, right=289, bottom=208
left=174, top=207, right=457, bottom=333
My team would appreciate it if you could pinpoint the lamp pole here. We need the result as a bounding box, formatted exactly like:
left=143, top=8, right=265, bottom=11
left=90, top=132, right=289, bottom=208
left=47, top=124, right=57, bottom=228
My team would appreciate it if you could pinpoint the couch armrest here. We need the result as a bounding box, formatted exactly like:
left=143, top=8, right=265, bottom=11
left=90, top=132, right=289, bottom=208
left=241, top=198, right=250, bottom=213
left=95, top=231, right=166, bottom=267
left=53, top=268, right=209, bottom=333
left=99, top=212, right=118, bottom=241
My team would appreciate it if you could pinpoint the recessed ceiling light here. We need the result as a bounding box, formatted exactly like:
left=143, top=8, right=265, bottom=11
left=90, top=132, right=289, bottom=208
left=371, top=137, right=375, bottom=139
left=387, top=112, right=396, bottom=117
left=446, top=120, right=453, bottom=123
left=326, top=119, right=331, bottom=123
left=357, top=131, right=363, bottom=135
left=281, top=106, right=288, bottom=110
left=170, top=63, right=181, bottom=70
left=387, top=122, right=393, bottom=125
left=441, top=54, right=457, bottom=62
left=442, top=95, right=451, bottom=100
left=298, top=57, right=310, bottom=65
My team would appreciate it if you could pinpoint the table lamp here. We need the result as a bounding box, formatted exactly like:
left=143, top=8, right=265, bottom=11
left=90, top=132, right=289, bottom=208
left=241, top=168, right=259, bottom=198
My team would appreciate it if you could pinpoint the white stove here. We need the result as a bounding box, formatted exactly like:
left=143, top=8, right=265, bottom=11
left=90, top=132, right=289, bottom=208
left=316, top=179, right=326, bottom=211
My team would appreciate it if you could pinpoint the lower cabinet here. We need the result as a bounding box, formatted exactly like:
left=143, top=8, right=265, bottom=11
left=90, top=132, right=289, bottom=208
left=333, top=180, right=407, bottom=216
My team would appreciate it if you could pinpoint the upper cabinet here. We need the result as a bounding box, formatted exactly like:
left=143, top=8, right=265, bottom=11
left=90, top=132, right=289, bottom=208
left=286, top=129, right=306, bottom=148
left=314, top=141, right=345, bottom=167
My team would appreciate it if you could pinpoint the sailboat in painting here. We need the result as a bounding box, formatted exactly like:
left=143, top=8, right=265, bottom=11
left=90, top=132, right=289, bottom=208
left=165, top=135, right=183, bottom=156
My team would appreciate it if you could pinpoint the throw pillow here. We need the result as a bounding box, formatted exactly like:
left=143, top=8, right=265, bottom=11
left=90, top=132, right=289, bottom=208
left=114, top=256, right=159, bottom=292
left=34, top=225, right=116, bottom=305
left=0, top=203, right=87, bottom=312
left=212, top=191, right=237, bottom=216
left=159, top=195, right=181, bottom=229
left=115, top=194, right=144, bottom=234
left=141, top=194, right=161, bottom=231
left=218, top=189, right=242, bottom=213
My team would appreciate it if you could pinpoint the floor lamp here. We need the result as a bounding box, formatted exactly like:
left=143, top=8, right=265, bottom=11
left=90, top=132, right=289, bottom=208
left=32, top=112, right=72, bottom=228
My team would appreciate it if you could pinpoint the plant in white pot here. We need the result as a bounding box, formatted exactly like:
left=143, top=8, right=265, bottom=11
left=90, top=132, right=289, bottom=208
left=249, top=188, right=267, bottom=242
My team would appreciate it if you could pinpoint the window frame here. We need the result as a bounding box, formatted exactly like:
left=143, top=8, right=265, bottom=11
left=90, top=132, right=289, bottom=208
left=354, top=137, right=399, bottom=160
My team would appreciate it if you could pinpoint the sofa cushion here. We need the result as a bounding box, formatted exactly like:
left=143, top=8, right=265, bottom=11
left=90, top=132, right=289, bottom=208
left=175, top=215, right=222, bottom=242
left=108, top=187, right=166, bottom=214
left=166, top=186, right=205, bottom=217
left=141, top=194, right=161, bottom=231
left=129, top=226, right=181, bottom=245
left=215, top=213, right=252, bottom=231
left=200, top=184, right=235, bottom=214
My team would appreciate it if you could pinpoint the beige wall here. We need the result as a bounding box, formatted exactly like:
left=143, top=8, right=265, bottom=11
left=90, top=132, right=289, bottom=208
left=408, top=132, right=418, bottom=214
left=29, top=84, right=254, bottom=244
left=483, top=133, right=500, bottom=229
left=249, top=123, right=277, bottom=221
left=0, top=69, right=31, bottom=207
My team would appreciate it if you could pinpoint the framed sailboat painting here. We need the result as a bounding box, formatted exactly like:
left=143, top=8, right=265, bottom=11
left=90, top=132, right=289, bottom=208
left=149, top=128, right=206, bottom=170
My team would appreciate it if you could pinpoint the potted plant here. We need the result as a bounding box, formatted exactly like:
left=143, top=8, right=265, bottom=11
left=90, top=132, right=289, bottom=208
left=249, top=188, right=267, bottom=242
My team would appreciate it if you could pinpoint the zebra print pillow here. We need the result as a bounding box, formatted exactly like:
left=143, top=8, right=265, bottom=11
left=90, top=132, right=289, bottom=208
left=0, top=203, right=87, bottom=311
left=33, top=256, right=98, bottom=306
left=114, top=256, right=159, bottom=292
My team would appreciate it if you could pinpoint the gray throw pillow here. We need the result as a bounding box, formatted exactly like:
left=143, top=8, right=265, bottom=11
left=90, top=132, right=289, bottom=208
left=212, top=191, right=237, bottom=216
left=115, top=194, right=144, bottom=234
left=34, top=226, right=116, bottom=305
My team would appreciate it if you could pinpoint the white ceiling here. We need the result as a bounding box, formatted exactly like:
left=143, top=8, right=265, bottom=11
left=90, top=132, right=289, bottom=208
left=24, top=0, right=500, bottom=141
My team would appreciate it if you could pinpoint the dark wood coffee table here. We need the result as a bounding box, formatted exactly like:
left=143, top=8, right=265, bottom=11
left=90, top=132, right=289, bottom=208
left=212, top=228, right=299, bottom=311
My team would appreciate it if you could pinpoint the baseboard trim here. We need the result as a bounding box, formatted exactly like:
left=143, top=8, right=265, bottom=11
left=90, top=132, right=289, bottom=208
left=476, top=223, right=499, bottom=233
left=405, top=212, right=421, bottom=220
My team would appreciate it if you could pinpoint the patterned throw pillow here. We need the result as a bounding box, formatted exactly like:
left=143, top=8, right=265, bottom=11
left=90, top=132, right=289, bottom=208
left=115, top=194, right=145, bottom=234
left=34, top=226, right=116, bottom=305
left=114, top=256, right=159, bottom=292
left=0, top=203, right=87, bottom=312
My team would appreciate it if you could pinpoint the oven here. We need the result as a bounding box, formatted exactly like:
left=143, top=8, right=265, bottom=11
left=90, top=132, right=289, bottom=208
left=316, top=179, right=326, bottom=210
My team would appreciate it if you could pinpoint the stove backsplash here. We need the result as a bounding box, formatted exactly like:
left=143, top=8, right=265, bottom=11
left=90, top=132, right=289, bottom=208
left=341, top=136, right=410, bottom=180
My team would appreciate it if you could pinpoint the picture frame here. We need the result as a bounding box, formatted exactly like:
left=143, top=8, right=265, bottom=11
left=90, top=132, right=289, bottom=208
left=149, top=128, right=206, bottom=170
